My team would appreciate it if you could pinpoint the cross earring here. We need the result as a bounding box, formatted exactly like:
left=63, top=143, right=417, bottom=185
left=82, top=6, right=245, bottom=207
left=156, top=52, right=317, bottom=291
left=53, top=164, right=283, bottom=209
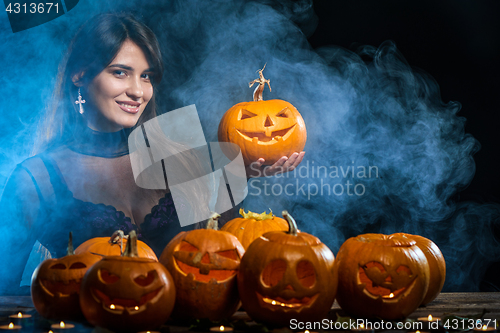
left=75, top=88, right=86, bottom=114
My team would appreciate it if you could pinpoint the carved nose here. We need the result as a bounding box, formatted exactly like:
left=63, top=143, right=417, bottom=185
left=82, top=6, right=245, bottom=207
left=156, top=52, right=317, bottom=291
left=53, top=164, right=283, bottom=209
left=264, top=115, right=274, bottom=127
left=284, top=284, right=295, bottom=291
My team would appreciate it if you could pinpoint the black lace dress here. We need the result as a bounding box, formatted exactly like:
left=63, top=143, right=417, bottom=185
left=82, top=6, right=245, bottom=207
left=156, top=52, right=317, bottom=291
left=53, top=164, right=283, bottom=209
left=0, top=127, right=201, bottom=295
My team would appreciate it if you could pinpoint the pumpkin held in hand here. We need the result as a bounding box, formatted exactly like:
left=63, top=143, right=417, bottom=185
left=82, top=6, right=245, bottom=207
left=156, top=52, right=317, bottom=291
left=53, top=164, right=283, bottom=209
left=218, top=65, right=307, bottom=165
left=79, top=231, right=175, bottom=332
left=75, top=230, right=157, bottom=260
left=392, top=233, right=446, bottom=305
left=335, top=233, right=430, bottom=320
left=237, top=211, right=337, bottom=327
left=31, top=232, right=101, bottom=321
left=220, top=208, right=289, bottom=249
left=159, top=212, right=245, bottom=321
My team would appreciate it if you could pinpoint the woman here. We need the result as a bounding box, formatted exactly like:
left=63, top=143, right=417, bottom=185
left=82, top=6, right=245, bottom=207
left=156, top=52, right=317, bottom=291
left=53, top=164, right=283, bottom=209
left=0, top=13, right=304, bottom=295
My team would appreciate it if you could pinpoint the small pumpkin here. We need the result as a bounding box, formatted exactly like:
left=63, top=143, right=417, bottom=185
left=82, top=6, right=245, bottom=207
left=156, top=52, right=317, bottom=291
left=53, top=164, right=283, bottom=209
left=237, top=211, right=336, bottom=327
left=31, top=232, right=101, bottom=320
left=159, top=212, right=245, bottom=321
left=220, top=208, right=289, bottom=249
left=392, top=233, right=446, bottom=305
left=75, top=230, right=157, bottom=260
left=79, top=231, right=175, bottom=332
left=335, top=233, right=430, bottom=320
left=218, top=65, right=307, bottom=165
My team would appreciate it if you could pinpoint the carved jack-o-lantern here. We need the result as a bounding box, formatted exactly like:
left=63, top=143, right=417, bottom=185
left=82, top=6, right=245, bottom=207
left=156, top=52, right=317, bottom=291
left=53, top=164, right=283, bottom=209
left=159, top=213, right=245, bottom=321
left=335, top=233, right=430, bottom=320
left=218, top=66, right=307, bottom=165
left=237, top=211, right=336, bottom=327
left=31, top=232, right=101, bottom=320
left=80, top=231, right=175, bottom=332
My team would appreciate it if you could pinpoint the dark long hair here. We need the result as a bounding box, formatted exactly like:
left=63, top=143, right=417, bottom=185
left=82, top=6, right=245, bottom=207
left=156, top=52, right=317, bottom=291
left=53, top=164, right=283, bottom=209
left=34, top=13, right=164, bottom=153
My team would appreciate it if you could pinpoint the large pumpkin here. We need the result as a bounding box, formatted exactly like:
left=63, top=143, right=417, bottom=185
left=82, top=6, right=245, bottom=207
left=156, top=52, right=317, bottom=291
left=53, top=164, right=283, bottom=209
left=335, top=233, right=430, bottom=320
left=159, top=213, right=245, bottom=321
left=80, top=231, right=175, bottom=332
left=31, top=232, right=101, bottom=321
left=392, top=233, right=446, bottom=305
left=237, top=211, right=337, bottom=327
left=75, top=230, right=157, bottom=260
left=220, top=208, right=289, bottom=249
left=218, top=66, right=307, bottom=165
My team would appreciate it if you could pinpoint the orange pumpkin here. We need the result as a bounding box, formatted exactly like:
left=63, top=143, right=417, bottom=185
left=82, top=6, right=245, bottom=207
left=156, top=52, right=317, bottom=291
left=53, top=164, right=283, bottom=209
left=31, top=232, right=101, bottom=320
left=75, top=230, right=158, bottom=261
left=392, top=233, right=446, bottom=305
left=80, top=231, right=175, bottom=332
left=218, top=66, right=307, bottom=165
left=220, top=208, right=289, bottom=249
left=335, top=233, right=430, bottom=320
left=159, top=213, right=245, bottom=321
left=237, top=211, right=336, bottom=327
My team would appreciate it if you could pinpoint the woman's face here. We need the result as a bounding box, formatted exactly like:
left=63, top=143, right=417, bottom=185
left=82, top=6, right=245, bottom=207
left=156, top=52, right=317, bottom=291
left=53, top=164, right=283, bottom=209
left=85, top=39, right=154, bottom=132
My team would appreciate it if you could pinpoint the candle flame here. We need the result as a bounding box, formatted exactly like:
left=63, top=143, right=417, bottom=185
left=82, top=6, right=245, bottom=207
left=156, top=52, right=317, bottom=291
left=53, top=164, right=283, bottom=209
left=134, top=306, right=139, bottom=310
left=360, top=324, right=365, bottom=329
left=483, top=325, right=488, bottom=330
left=389, top=293, right=394, bottom=298
left=416, top=331, right=421, bottom=333
left=305, top=330, right=310, bottom=333
left=428, top=315, right=433, bottom=321
left=110, top=304, right=115, bottom=310
left=60, top=321, right=65, bottom=328
left=220, top=326, right=225, bottom=331
left=17, top=312, right=22, bottom=318
left=49, top=331, right=54, bottom=333
left=271, top=300, right=276, bottom=305
left=8, top=323, right=14, bottom=329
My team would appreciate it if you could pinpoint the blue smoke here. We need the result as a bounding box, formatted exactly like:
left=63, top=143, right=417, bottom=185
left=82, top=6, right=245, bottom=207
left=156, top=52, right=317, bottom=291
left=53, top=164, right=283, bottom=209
left=0, top=0, right=498, bottom=291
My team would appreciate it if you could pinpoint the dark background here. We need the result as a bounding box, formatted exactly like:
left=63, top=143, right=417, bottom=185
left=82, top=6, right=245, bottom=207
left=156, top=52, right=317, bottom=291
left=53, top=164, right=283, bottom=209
left=307, top=0, right=500, bottom=205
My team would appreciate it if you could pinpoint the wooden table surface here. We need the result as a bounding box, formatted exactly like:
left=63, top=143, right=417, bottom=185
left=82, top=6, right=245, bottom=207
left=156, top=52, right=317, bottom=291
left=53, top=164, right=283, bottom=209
left=1, top=293, right=499, bottom=332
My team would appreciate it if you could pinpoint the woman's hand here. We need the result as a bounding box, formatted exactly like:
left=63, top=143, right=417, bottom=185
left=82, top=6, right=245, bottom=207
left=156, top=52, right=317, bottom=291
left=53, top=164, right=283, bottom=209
left=245, top=151, right=305, bottom=179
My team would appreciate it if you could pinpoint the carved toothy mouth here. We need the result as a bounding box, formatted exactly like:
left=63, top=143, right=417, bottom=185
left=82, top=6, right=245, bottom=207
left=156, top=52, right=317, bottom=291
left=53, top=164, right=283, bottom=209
left=236, top=124, right=296, bottom=145
left=256, top=292, right=319, bottom=312
left=90, top=287, right=163, bottom=315
left=39, top=279, right=82, bottom=297
left=174, top=259, right=236, bottom=283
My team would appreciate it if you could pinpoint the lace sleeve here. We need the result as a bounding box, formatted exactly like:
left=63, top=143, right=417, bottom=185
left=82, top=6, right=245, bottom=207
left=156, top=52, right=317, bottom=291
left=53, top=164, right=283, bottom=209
left=0, top=161, right=44, bottom=295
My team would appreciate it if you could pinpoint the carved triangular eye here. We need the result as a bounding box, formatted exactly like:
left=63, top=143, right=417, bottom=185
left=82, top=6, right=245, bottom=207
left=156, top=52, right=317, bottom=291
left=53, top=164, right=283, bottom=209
left=239, top=109, right=258, bottom=120
left=216, top=250, right=239, bottom=261
left=179, top=241, right=199, bottom=252
left=276, top=108, right=291, bottom=118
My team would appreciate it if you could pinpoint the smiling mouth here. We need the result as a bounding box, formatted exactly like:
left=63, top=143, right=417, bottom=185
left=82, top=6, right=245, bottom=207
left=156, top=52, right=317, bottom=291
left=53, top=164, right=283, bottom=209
left=256, top=292, right=318, bottom=312
left=236, top=125, right=296, bottom=145
left=91, top=287, right=162, bottom=315
left=40, top=279, right=82, bottom=297
left=116, top=101, right=140, bottom=114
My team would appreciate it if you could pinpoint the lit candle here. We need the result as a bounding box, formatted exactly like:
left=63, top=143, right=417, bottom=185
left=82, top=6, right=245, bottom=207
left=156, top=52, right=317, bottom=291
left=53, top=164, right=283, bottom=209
left=0, top=323, right=22, bottom=330
left=417, top=315, right=441, bottom=330
left=9, top=312, right=32, bottom=320
left=136, top=331, right=161, bottom=333
left=50, top=321, right=75, bottom=329
left=209, top=326, right=234, bottom=332
left=473, top=324, right=497, bottom=332
left=351, top=323, right=374, bottom=332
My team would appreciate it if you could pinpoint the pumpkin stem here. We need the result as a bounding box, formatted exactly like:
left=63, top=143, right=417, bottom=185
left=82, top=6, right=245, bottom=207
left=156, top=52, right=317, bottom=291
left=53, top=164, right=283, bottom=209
left=122, top=231, right=139, bottom=258
left=239, top=208, right=274, bottom=221
left=66, top=231, right=75, bottom=256
left=249, top=64, right=271, bottom=102
left=206, top=212, right=221, bottom=230
left=282, top=210, right=298, bottom=236
left=109, top=230, right=125, bottom=255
